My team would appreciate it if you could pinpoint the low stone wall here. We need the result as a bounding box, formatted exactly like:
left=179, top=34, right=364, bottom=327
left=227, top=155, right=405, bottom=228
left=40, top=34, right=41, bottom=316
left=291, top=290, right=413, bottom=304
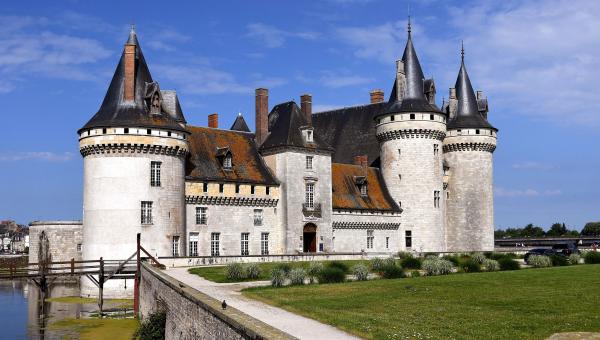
left=139, top=262, right=296, bottom=340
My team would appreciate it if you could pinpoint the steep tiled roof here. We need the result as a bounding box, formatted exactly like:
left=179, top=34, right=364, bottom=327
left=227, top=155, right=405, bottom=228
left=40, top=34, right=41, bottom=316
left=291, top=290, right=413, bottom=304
left=230, top=114, right=250, bottom=132
left=331, top=163, right=401, bottom=212
left=185, top=126, right=278, bottom=185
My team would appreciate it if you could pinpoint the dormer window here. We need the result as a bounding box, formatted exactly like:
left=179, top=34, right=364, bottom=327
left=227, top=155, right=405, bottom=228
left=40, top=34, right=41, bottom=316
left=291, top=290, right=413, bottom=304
left=360, top=183, right=368, bottom=196
left=306, top=130, right=313, bottom=142
left=216, top=146, right=232, bottom=170
left=354, top=176, right=367, bottom=197
left=144, top=81, right=162, bottom=115
left=223, top=153, right=232, bottom=169
left=301, top=127, right=314, bottom=143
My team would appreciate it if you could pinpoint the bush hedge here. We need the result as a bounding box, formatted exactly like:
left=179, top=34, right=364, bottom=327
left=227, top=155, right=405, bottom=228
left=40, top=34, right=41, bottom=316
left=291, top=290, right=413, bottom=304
left=307, top=262, right=324, bottom=283
left=270, top=268, right=287, bottom=287
left=226, top=263, right=246, bottom=280
left=528, top=255, right=552, bottom=268
left=401, top=256, right=422, bottom=270
left=133, top=310, right=166, bottom=340
left=381, top=263, right=405, bottom=279
left=584, top=251, right=600, bottom=264
left=328, top=261, right=349, bottom=274
left=568, top=254, right=581, bottom=265
left=422, top=258, right=453, bottom=276
left=460, top=259, right=481, bottom=273
left=317, top=266, right=346, bottom=283
left=498, top=258, right=520, bottom=271
left=482, top=259, right=500, bottom=272
left=289, top=268, right=307, bottom=285
left=352, top=264, right=369, bottom=281
left=471, top=252, right=487, bottom=264
left=550, top=254, right=569, bottom=266
left=246, top=263, right=261, bottom=279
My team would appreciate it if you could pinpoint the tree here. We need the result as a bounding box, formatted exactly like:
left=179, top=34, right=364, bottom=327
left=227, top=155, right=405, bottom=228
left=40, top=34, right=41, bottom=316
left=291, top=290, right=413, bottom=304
left=581, top=222, right=600, bottom=236
left=522, top=224, right=545, bottom=237
left=547, top=223, right=567, bottom=237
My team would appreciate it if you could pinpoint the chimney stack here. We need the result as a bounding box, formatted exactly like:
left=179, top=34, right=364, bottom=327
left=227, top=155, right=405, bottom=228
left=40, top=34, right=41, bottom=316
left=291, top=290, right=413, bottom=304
left=255, top=88, right=268, bottom=145
left=124, top=44, right=136, bottom=102
left=369, top=89, right=384, bottom=103
left=353, top=155, right=368, bottom=168
left=208, top=113, right=218, bottom=128
left=300, top=94, right=312, bottom=124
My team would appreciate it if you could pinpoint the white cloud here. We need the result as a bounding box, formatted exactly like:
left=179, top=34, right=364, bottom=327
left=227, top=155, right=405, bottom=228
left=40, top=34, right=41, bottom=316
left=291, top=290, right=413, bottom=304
left=495, top=187, right=562, bottom=198
left=320, top=72, right=374, bottom=88
left=0, top=152, right=74, bottom=162
left=512, top=161, right=556, bottom=171
left=146, top=28, right=191, bottom=52
left=246, top=23, right=319, bottom=48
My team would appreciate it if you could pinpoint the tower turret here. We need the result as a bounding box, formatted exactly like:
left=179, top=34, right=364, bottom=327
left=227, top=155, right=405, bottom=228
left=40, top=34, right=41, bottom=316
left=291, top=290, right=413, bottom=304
left=443, top=45, right=497, bottom=251
left=78, top=27, right=189, bottom=297
left=375, top=20, right=447, bottom=252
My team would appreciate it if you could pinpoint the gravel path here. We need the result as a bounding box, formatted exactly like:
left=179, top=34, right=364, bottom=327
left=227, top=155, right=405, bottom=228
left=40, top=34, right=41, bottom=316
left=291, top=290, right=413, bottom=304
left=165, top=267, right=361, bottom=340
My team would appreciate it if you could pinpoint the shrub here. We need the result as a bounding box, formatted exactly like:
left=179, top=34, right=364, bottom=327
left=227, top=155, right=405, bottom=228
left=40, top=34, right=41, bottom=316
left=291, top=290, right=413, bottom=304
left=381, top=263, right=405, bottom=279
left=307, top=262, right=324, bottom=283
left=317, top=267, right=346, bottom=284
left=550, top=254, right=569, bottom=266
left=422, top=258, right=453, bottom=276
left=410, top=270, right=421, bottom=277
left=370, top=258, right=386, bottom=272
left=482, top=259, right=500, bottom=272
left=498, top=258, right=520, bottom=271
left=397, top=251, right=412, bottom=259
left=471, top=252, right=487, bottom=264
left=133, top=310, right=166, bottom=340
left=289, top=268, right=307, bottom=285
left=275, top=263, right=292, bottom=274
left=584, top=251, right=600, bottom=264
left=246, top=263, right=261, bottom=279
left=460, top=258, right=481, bottom=273
left=442, top=255, right=460, bottom=266
left=226, top=263, right=247, bottom=281
left=569, top=253, right=581, bottom=265
left=352, top=264, right=369, bottom=281
left=270, top=268, right=287, bottom=287
left=327, top=261, right=349, bottom=273
left=489, top=252, right=517, bottom=261
left=401, top=256, right=421, bottom=270
left=528, top=255, right=552, bottom=268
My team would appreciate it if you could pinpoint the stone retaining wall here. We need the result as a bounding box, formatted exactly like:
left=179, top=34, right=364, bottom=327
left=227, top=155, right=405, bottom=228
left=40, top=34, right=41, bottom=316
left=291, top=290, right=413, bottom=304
left=139, top=262, right=296, bottom=340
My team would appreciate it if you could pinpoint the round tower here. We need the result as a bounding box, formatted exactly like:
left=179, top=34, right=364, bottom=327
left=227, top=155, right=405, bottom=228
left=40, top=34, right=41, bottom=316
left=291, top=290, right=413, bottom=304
left=375, top=24, right=447, bottom=253
left=78, top=28, right=188, bottom=297
left=443, top=48, right=497, bottom=252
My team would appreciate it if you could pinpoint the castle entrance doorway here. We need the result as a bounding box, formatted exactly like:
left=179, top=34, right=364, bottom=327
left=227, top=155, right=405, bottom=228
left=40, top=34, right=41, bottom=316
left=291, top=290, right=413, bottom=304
left=303, top=224, right=317, bottom=252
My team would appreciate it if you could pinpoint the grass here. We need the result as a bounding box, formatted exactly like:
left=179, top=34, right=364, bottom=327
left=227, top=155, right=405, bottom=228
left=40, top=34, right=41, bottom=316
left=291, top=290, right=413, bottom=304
left=189, top=260, right=368, bottom=283
left=243, top=264, right=600, bottom=339
left=45, top=296, right=134, bottom=308
left=48, top=318, right=138, bottom=340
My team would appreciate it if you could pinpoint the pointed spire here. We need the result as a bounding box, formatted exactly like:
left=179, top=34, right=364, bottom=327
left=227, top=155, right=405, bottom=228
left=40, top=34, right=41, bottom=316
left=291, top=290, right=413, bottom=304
left=401, top=17, right=426, bottom=100
left=126, top=24, right=138, bottom=45
left=230, top=113, right=250, bottom=132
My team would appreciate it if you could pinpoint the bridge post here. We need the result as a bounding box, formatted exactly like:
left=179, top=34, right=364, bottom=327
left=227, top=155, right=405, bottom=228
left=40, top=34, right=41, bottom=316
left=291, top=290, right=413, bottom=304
left=134, top=233, right=141, bottom=318
left=98, top=257, right=104, bottom=316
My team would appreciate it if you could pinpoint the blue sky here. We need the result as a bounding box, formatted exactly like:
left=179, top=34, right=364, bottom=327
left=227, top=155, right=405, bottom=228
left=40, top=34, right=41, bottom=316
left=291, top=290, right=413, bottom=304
left=1, top=0, right=599, bottom=230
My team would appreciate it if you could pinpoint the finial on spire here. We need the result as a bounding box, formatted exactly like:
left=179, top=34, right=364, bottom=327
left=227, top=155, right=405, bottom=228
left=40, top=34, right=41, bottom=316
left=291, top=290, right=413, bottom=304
left=407, top=16, right=412, bottom=35
left=130, top=24, right=136, bottom=33
left=461, top=40, right=464, bottom=62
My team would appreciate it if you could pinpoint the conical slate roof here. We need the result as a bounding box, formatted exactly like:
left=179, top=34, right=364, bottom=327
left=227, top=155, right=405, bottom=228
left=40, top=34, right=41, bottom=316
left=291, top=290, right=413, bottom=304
left=383, top=22, right=441, bottom=115
left=79, top=29, right=185, bottom=133
left=447, top=53, right=496, bottom=131
left=230, top=113, right=250, bottom=132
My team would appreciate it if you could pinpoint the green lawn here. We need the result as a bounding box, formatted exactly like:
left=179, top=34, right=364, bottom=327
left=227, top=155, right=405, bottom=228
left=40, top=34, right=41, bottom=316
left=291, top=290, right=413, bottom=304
left=188, top=260, right=368, bottom=283
left=243, top=264, right=600, bottom=339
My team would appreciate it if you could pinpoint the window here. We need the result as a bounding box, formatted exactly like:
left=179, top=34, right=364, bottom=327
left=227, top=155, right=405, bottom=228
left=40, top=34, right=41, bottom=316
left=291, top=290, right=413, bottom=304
left=189, top=233, right=199, bottom=256
left=430, top=114, right=434, bottom=120
left=447, top=191, right=450, bottom=199
left=167, top=131, right=171, bottom=137
left=254, top=209, right=263, bottom=226
left=196, top=207, right=207, bottom=225
left=367, top=230, right=374, bottom=249
left=211, top=233, right=220, bottom=256
left=386, top=237, right=390, bottom=249
left=261, top=233, right=269, bottom=255
left=223, top=153, right=232, bottom=169
left=360, top=183, right=368, bottom=196
left=434, top=191, right=440, bottom=208
left=141, top=201, right=153, bottom=224
left=251, top=185, right=255, bottom=195
left=124, top=128, right=129, bottom=134
left=241, top=233, right=249, bottom=256
left=476, top=129, right=480, bottom=135
left=203, top=182, right=208, bottom=193
left=150, top=161, right=161, bottom=187
left=398, top=201, right=402, bottom=208
left=147, top=129, right=151, bottom=135
left=266, top=186, right=270, bottom=195
left=405, top=230, right=412, bottom=248
left=306, top=156, right=313, bottom=170
left=305, top=182, right=314, bottom=208
left=457, top=129, right=462, bottom=135
left=219, top=183, right=224, bottom=193
left=398, top=174, right=402, bottom=181
left=410, top=114, right=415, bottom=120
left=102, top=128, right=107, bottom=134
left=306, top=130, right=313, bottom=142
left=77, top=244, right=82, bottom=252
left=390, top=115, right=395, bottom=121
left=235, top=184, right=240, bottom=194
left=398, top=149, right=401, bottom=156
left=172, top=236, right=180, bottom=257
left=433, top=144, right=439, bottom=156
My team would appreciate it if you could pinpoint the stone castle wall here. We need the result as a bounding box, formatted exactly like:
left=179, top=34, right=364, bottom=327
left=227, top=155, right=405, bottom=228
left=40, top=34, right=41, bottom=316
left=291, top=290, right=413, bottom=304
left=28, top=221, right=83, bottom=265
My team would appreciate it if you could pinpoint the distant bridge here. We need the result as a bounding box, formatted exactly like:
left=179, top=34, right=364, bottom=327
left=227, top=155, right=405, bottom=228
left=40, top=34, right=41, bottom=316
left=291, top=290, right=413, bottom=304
left=495, top=236, right=600, bottom=248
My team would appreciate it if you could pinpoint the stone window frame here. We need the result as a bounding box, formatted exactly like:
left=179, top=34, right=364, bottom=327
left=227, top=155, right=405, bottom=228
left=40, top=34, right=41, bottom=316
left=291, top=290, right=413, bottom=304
left=386, top=237, right=390, bottom=249
left=433, top=144, right=439, bottom=156
left=172, top=236, right=180, bottom=257
left=253, top=209, right=263, bottom=226
left=196, top=207, right=208, bottom=225
left=141, top=201, right=153, bottom=225
left=76, top=243, right=82, bottom=252
left=189, top=233, right=199, bottom=256
left=305, top=182, right=315, bottom=209
left=211, top=232, right=220, bottom=257
left=261, top=232, right=269, bottom=255
left=241, top=233, right=250, bottom=256
left=405, top=230, right=412, bottom=248
left=150, top=161, right=162, bottom=187
left=306, top=155, right=313, bottom=170
left=367, top=230, right=374, bottom=249
left=434, top=191, right=441, bottom=208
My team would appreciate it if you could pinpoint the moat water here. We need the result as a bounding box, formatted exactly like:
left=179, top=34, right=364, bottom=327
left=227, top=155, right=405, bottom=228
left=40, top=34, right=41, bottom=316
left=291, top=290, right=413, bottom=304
left=0, top=280, right=131, bottom=339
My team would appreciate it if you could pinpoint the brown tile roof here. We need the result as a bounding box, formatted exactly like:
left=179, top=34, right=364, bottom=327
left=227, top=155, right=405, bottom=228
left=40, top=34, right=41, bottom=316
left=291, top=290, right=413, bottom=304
left=185, top=126, right=278, bottom=185
left=331, top=163, right=401, bottom=212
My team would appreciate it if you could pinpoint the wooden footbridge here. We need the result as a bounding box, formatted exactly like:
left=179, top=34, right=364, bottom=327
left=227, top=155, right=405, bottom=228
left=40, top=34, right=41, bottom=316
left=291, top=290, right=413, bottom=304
left=0, top=233, right=162, bottom=317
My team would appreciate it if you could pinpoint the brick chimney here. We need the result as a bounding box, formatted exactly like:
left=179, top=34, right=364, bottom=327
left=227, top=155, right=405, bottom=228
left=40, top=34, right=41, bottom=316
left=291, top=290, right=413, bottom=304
left=300, top=94, right=312, bottom=124
left=353, top=155, right=368, bottom=168
left=124, top=44, right=136, bottom=102
left=369, top=89, right=384, bottom=104
left=208, top=113, right=218, bottom=128
left=255, top=88, right=268, bottom=145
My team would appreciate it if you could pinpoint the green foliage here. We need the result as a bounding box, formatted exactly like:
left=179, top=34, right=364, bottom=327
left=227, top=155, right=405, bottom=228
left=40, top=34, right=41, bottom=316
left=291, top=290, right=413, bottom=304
left=397, top=251, right=412, bottom=259
left=410, top=270, right=421, bottom=277
left=482, top=259, right=500, bottom=272
left=307, top=262, right=324, bottom=283
left=471, top=252, right=487, bottom=264
left=381, top=263, right=405, bottom=279
left=460, top=259, right=481, bottom=273
left=370, top=258, right=386, bottom=272
left=270, top=268, right=287, bottom=287
left=327, top=261, right=349, bottom=274
left=528, top=255, right=553, bottom=268
left=422, top=258, right=453, bottom=276
left=550, top=254, right=569, bottom=266
left=496, top=223, right=580, bottom=238
left=584, top=251, right=600, bottom=264
left=442, top=255, right=460, bottom=266
left=318, top=266, right=346, bottom=283
left=568, top=254, right=581, bottom=265
left=582, top=222, right=600, bottom=236
left=246, top=263, right=261, bottom=279
left=275, top=263, right=292, bottom=274
left=498, top=258, right=520, bottom=271
left=352, top=264, right=369, bottom=281
left=226, top=262, right=247, bottom=280
left=133, top=310, right=165, bottom=340
left=488, top=252, right=517, bottom=261
left=289, top=268, right=307, bottom=285
left=400, top=256, right=421, bottom=269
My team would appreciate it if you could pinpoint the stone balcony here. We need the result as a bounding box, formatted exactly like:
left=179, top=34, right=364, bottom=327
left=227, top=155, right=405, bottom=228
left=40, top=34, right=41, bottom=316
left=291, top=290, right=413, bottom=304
left=302, top=203, right=322, bottom=218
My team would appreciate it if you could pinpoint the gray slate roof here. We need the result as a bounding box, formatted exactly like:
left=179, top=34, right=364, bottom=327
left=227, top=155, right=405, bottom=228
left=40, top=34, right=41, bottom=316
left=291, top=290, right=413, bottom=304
left=230, top=114, right=251, bottom=132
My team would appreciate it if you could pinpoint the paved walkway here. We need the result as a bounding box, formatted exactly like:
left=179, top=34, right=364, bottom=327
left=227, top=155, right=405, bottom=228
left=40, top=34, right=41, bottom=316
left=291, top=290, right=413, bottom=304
left=165, top=267, right=361, bottom=340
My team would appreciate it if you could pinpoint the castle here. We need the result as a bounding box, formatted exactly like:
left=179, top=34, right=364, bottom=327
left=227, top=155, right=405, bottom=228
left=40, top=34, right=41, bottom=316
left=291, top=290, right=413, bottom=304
left=72, top=25, right=496, bottom=296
